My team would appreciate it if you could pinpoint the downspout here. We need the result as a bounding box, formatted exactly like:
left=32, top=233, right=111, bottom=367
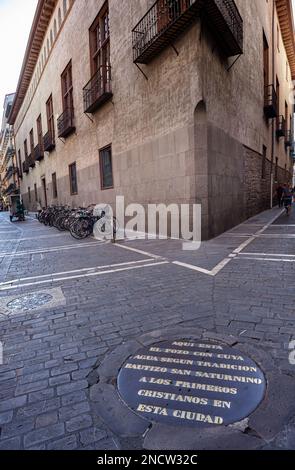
left=270, top=0, right=275, bottom=208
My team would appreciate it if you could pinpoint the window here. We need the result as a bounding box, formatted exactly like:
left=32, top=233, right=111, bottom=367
left=29, top=129, right=34, bottom=154
left=37, top=115, right=43, bottom=150
left=54, top=19, right=57, bottom=38
left=63, top=0, right=67, bottom=16
left=18, top=150, right=22, bottom=177
left=263, top=32, right=269, bottom=89
left=262, top=145, right=267, bottom=180
left=28, top=187, right=31, bottom=203
left=89, top=2, right=110, bottom=76
left=99, top=145, right=113, bottom=189
left=69, top=162, right=78, bottom=195
left=276, top=77, right=280, bottom=115
left=52, top=172, right=58, bottom=199
left=34, top=183, right=38, bottom=202
left=24, top=139, right=28, bottom=158
left=61, top=61, right=74, bottom=112
left=46, top=94, right=55, bottom=140
left=58, top=8, right=62, bottom=27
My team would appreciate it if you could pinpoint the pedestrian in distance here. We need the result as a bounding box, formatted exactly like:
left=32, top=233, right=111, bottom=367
left=282, top=183, right=293, bottom=216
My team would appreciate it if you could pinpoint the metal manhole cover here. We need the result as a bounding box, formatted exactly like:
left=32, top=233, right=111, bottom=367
left=117, top=340, right=266, bottom=428
left=7, top=293, right=53, bottom=312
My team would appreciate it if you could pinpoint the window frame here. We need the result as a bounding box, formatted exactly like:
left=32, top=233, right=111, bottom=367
left=29, top=128, right=34, bottom=155
left=52, top=172, right=58, bottom=199
left=24, top=139, right=28, bottom=159
left=61, top=60, right=74, bottom=112
left=69, top=162, right=78, bottom=195
left=46, top=94, right=55, bottom=140
left=99, top=144, right=113, bottom=190
left=37, top=114, right=43, bottom=150
left=89, top=2, right=110, bottom=76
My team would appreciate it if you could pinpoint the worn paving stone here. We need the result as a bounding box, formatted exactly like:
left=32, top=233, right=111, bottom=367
left=248, top=373, right=295, bottom=441
left=79, top=427, right=108, bottom=446
left=90, top=383, right=150, bottom=437
left=24, top=423, right=65, bottom=448
left=47, top=434, right=78, bottom=450
left=66, top=414, right=93, bottom=433
left=143, top=423, right=262, bottom=450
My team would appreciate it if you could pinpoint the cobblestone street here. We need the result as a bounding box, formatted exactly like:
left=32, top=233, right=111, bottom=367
left=0, top=207, right=295, bottom=450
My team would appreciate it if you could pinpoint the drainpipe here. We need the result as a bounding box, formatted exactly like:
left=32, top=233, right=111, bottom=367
left=270, top=0, right=275, bottom=208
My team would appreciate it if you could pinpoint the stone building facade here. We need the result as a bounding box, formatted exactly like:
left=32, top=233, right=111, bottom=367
left=0, top=93, right=18, bottom=208
left=8, top=0, right=295, bottom=238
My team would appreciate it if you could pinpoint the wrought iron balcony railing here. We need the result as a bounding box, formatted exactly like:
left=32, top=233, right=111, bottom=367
left=204, top=0, right=243, bottom=57
left=34, top=143, right=44, bottom=161
left=43, top=130, right=55, bottom=152
left=132, top=0, right=243, bottom=64
left=264, top=85, right=277, bottom=119
left=57, top=107, right=75, bottom=138
left=276, top=115, right=286, bottom=138
left=83, top=65, right=113, bottom=114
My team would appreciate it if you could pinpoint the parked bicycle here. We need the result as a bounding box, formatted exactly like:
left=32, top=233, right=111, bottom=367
left=37, top=204, right=118, bottom=240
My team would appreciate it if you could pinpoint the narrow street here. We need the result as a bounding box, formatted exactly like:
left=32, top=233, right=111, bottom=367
left=0, top=207, right=295, bottom=450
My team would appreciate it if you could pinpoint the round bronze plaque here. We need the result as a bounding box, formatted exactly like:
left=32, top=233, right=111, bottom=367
left=117, top=340, right=266, bottom=427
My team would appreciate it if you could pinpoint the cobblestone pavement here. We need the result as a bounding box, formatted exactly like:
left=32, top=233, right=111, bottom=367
left=0, top=207, right=295, bottom=450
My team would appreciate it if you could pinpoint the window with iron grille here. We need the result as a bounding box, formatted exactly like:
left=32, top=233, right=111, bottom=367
left=99, top=145, right=113, bottom=190
left=69, top=162, right=78, bottom=195
left=28, top=187, right=31, bottom=203
left=61, top=60, right=74, bottom=113
left=34, top=183, right=38, bottom=202
left=89, top=2, right=110, bottom=76
left=46, top=94, right=55, bottom=140
left=37, top=115, right=43, bottom=150
left=30, top=129, right=34, bottom=154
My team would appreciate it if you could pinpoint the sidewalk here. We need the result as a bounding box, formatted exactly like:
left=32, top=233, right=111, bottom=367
left=0, top=206, right=295, bottom=450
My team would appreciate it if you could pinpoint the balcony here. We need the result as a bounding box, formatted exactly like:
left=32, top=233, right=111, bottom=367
left=34, top=143, right=44, bottom=161
left=132, top=0, right=243, bottom=64
left=83, top=66, right=113, bottom=114
left=43, top=130, right=55, bottom=152
left=276, top=115, right=286, bottom=138
left=264, top=85, right=277, bottom=119
left=22, top=160, right=29, bottom=174
left=27, top=153, right=35, bottom=169
left=57, top=107, right=75, bottom=138
left=204, top=0, right=243, bottom=57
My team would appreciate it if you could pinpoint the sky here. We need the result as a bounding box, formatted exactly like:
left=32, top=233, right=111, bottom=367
left=0, top=0, right=37, bottom=113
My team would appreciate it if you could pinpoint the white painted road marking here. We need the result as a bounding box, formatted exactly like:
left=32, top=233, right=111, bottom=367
left=0, top=240, right=107, bottom=257
left=0, top=260, right=170, bottom=291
